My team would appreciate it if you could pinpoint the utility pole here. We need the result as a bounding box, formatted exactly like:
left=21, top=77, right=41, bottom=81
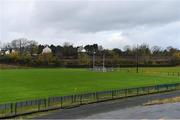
left=103, top=53, right=105, bottom=69
left=19, top=40, right=22, bottom=56
left=136, top=44, right=139, bottom=73
left=102, top=53, right=105, bottom=72
left=93, top=51, right=95, bottom=69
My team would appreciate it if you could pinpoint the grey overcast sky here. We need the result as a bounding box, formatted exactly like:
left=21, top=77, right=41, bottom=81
left=0, top=0, right=180, bottom=49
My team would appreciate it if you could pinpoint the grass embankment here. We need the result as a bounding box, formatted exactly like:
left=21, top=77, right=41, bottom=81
left=0, top=67, right=179, bottom=103
left=144, top=96, right=180, bottom=106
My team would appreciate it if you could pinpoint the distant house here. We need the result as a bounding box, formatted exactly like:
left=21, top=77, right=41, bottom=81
left=11, top=50, right=16, bottom=53
left=5, top=50, right=10, bottom=55
left=77, top=46, right=86, bottom=53
left=81, top=49, right=86, bottom=53
left=4, top=49, right=16, bottom=55
left=42, top=46, right=52, bottom=54
left=0, top=49, right=3, bottom=55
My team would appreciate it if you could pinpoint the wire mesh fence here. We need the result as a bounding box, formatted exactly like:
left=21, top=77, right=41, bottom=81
left=0, top=83, right=180, bottom=118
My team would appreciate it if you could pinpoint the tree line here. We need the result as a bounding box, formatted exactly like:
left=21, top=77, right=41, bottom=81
left=0, top=38, right=180, bottom=67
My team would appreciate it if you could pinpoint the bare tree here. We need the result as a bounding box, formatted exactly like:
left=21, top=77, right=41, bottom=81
left=151, top=46, right=162, bottom=55
left=10, top=38, right=38, bottom=55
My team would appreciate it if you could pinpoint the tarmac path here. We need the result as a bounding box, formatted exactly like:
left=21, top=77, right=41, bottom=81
left=37, top=90, right=180, bottom=119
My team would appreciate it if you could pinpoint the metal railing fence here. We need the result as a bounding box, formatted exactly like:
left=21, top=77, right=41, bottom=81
left=0, top=83, right=180, bottom=118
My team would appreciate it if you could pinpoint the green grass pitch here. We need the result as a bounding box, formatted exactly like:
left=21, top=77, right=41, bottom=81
left=0, top=67, right=180, bottom=103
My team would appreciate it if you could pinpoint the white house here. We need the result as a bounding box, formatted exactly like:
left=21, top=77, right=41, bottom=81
left=42, top=46, right=52, bottom=54
left=77, top=46, right=86, bottom=53
left=5, top=50, right=10, bottom=55
left=11, top=50, right=16, bottom=53
left=0, top=49, right=3, bottom=55
left=3, top=49, right=16, bottom=55
left=81, top=49, right=86, bottom=53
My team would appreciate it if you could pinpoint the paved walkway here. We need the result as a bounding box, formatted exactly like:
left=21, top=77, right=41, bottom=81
left=85, top=102, right=180, bottom=119
left=37, top=90, right=180, bottom=119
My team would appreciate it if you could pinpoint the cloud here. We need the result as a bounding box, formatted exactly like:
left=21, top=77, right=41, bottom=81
left=122, top=21, right=180, bottom=48
left=32, top=0, right=180, bottom=32
left=0, top=0, right=180, bottom=49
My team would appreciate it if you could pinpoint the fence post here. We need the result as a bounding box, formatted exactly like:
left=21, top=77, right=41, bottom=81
left=112, top=90, right=114, bottom=99
left=93, top=93, right=96, bottom=101
left=75, top=95, right=77, bottom=103
left=44, top=99, right=46, bottom=109
left=96, top=92, right=99, bottom=102
left=38, top=100, right=40, bottom=111
left=47, top=98, right=50, bottom=107
left=137, top=88, right=139, bottom=95
left=14, top=103, right=17, bottom=115
left=166, top=85, right=169, bottom=91
left=10, top=103, right=13, bottom=114
left=60, top=97, right=63, bottom=108
left=125, top=89, right=127, bottom=97
left=74, top=95, right=76, bottom=103
left=79, top=95, right=81, bottom=104
left=158, top=85, right=160, bottom=92
left=71, top=95, right=73, bottom=103
left=175, top=84, right=177, bottom=90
